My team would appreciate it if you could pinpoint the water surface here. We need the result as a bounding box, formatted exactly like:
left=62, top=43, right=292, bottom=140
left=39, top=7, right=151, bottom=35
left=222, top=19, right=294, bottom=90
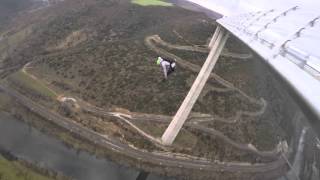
left=0, top=112, right=173, bottom=180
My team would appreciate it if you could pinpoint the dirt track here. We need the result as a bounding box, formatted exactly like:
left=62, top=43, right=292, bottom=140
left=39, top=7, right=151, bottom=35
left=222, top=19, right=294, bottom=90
left=1, top=33, right=290, bottom=179
left=145, top=34, right=267, bottom=122
left=0, top=84, right=289, bottom=180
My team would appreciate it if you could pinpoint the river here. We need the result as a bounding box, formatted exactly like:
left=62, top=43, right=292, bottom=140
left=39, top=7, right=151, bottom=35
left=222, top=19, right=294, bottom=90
left=0, top=112, right=174, bottom=180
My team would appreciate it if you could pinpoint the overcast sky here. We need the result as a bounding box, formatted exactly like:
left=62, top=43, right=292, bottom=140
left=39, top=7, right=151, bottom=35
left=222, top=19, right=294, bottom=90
left=187, top=0, right=320, bottom=16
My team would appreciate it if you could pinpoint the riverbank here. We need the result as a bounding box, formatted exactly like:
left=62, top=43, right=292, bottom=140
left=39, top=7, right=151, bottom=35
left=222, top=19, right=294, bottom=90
left=0, top=77, right=291, bottom=180
left=0, top=109, right=174, bottom=180
left=0, top=81, right=183, bottom=179
left=0, top=143, right=69, bottom=180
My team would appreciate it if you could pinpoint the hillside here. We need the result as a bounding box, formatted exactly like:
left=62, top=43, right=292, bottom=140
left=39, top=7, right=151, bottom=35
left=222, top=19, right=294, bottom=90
left=0, top=0, right=288, bottom=179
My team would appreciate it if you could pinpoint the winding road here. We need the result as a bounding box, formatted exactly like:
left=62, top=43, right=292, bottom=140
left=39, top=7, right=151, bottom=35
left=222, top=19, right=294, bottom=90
left=0, top=33, right=291, bottom=179
left=0, top=84, right=288, bottom=179
left=145, top=34, right=267, bottom=123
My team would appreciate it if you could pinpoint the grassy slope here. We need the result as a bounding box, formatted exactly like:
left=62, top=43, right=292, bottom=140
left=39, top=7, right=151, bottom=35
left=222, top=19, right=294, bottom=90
left=1, top=0, right=284, bottom=157
left=0, top=156, right=54, bottom=180
left=8, top=70, right=57, bottom=98
left=29, top=0, right=214, bottom=115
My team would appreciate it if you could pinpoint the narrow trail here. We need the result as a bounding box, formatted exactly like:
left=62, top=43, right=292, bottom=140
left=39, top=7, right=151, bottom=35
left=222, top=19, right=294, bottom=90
left=189, top=99, right=267, bottom=124
left=157, top=33, right=253, bottom=59
left=17, top=64, right=168, bottom=152
left=141, top=34, right=284, bottom=158
left=145, top=35, right=260, bottom=99
left=19, top=33, right=279, bottom=159
left=78, top=98, right=281, bottom=160
left=126, top=111, right=283, bottom=159
left=187, top=124, right=283, bottom=159
left=21, top=61, right=279, bottom=161
left=22, top=62, right=59, bottom=97
left=109, top=112, right=168, bottom=150
left=17, top=33, right=285, bottom=165
left=145, top=34, right=267, bottom=123
left=0, top=84, right=289, bottom=178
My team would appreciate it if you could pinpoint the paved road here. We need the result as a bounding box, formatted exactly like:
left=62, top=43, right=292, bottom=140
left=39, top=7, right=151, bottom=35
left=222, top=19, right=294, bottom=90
left=0, top=84, right=289, bottom=179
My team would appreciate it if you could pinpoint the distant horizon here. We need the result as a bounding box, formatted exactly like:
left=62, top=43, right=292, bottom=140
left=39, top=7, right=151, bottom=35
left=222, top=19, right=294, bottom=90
left=186, top=0, right=320, bottom=16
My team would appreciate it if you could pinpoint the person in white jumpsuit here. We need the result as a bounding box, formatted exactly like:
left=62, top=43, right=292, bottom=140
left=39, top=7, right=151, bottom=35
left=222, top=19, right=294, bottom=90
left=156, top=57, right=176, bottom=80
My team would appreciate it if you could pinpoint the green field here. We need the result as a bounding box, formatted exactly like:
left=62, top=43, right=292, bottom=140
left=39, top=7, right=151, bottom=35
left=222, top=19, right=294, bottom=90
left=131, top=0, right=173, bottom=6
left=0, top=156, right=54, bottom=180
left=9, top=70, right=57, bottom=98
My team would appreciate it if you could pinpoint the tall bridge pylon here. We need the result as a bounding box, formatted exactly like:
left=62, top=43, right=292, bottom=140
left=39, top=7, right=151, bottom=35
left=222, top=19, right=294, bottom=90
left=161, top=26, right=229, bottom=145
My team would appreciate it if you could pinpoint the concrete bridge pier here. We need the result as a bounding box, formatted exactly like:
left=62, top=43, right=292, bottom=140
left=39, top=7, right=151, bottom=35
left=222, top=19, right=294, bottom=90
left=209, top=26, right=221, bottom=49
left=161, top=26, right=229, bottom=145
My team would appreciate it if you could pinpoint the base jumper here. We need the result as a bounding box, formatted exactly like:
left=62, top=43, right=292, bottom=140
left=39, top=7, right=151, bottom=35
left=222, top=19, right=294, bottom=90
left=156, top=56, right=176, bottom=81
